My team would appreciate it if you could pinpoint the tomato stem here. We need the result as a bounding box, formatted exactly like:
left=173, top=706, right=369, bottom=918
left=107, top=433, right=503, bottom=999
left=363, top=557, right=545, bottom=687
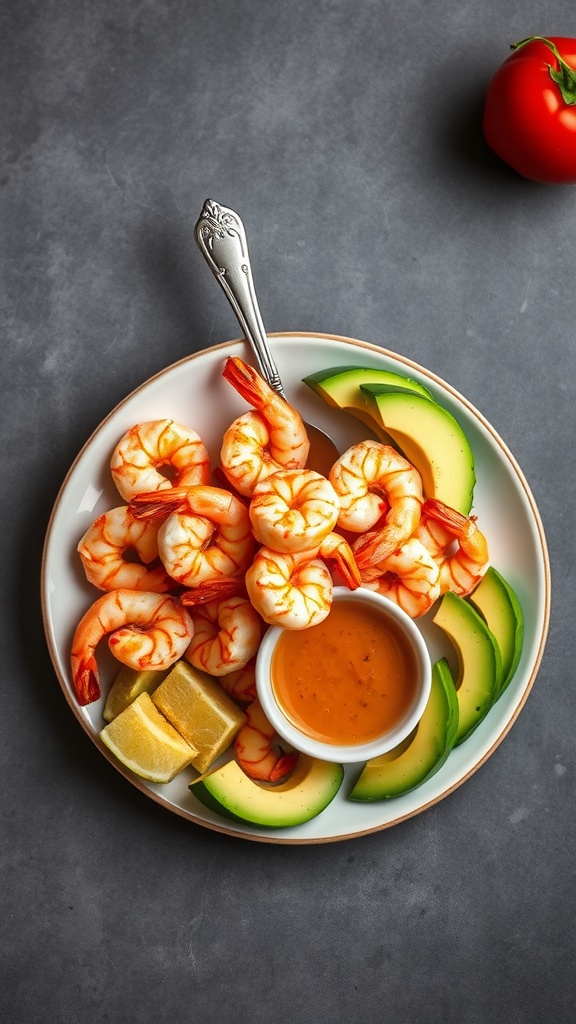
left=512, top=36, right=576, bottom=105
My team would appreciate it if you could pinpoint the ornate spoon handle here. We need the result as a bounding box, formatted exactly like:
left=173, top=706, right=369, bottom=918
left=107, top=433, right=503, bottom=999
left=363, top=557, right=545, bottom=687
left=194, top=199, right=285, bottom=396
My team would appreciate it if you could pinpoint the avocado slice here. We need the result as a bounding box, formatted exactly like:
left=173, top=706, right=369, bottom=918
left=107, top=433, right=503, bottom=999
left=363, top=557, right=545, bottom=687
left=359, top=385, right=476, bottom=514
left=302, top=365, right=433, bottom=441
left=303, top=365, right=433, bottom=405
left=468, top=567, right=524, bottom=699
left=433, top=592, right=501, bottom=745
left=190, top=755, right=344, bottom=828
left=348, top=658, right=459, bottom=801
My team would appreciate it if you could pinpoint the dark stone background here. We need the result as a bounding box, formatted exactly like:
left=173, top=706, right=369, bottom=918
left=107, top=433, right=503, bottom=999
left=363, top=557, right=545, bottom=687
left=1, top=2, right=573, bottom=1021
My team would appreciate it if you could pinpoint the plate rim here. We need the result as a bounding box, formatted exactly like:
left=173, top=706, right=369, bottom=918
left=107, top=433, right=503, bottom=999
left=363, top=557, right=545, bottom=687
left=41, top=331, right=551, bottom=844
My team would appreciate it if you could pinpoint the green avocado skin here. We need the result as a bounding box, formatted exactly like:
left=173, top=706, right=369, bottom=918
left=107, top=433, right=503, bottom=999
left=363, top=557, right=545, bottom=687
left=347, top=659, right=459, bottom=802
left=433, top=592, right=501, bottom=746
left=469, top=567, right=524, bottom=698
left=192, top=783, right=249, bottom=824
left=190, top=760, right=345, bottom=828
left=302, top=365, right=434, bottom=402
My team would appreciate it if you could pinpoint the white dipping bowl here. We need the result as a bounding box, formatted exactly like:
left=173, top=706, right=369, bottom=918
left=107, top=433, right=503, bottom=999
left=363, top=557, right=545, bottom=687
left=256, top=586, right=432, bottom=764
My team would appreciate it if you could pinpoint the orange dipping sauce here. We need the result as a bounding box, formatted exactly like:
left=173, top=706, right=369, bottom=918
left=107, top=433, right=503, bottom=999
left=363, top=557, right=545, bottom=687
left=271, top=599, right=418, bottom=746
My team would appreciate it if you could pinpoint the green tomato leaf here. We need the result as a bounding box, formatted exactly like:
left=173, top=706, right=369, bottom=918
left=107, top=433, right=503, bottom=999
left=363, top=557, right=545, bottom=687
left=548, top=63, right=576, bottom=105
left=512, top=36, right=576, bottom=106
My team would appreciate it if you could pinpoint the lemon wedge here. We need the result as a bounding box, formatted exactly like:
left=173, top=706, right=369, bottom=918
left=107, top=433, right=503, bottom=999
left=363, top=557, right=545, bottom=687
left=102, top=666, right=169, bottom=722
left=152, top=660, right=246, bottom=773
left=100, top=692, right=197, bottom=783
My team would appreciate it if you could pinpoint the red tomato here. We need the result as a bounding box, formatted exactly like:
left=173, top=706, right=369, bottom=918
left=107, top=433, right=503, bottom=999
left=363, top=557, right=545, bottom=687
left=483, top=36, right=576, bottom=183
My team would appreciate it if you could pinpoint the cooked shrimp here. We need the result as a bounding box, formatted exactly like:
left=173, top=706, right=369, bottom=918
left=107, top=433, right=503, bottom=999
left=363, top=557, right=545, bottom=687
left=234, top=699, right=298, bottom=783
left=413, top=500, right=455, bottom=561
left=330, top=440, right=423, bottom=568
left=110, top=419, right=210, bottom=501
left=362, top=538, right=441, bottom=618
left=245, top=532, right=361, bottom=629
left=217, top=657, right=258, bottom=705
left=249, top=469, right=340, bottom=553
left=220, top=356, right=309, bottom=496
left=77, top=506, right=172, bottom=593
left=220, top=411, right=283, bottom=497
left=70, top=590, right=194, bottom=706
left=184, top=595, right=262, bottom=676
left=131, top=485, right=254, bottom=588
left=423, top=498, right=490, bottom=597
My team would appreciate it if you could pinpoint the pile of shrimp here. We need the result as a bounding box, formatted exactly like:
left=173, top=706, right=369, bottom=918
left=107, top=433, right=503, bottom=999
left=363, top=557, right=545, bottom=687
left=71, top=355, right=489, bottom=783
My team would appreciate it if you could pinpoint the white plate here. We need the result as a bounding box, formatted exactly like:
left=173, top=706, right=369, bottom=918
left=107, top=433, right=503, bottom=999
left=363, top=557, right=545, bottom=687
left=41, top=333, right=551, bottom=844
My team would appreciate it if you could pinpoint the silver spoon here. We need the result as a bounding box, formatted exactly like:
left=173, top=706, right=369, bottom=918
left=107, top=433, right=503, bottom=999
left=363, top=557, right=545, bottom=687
left=194, top=198, right=340, bottom=477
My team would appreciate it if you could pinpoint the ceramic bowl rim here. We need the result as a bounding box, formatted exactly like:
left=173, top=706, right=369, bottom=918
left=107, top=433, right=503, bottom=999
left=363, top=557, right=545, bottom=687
left=255, top=586, right=433, bottom=764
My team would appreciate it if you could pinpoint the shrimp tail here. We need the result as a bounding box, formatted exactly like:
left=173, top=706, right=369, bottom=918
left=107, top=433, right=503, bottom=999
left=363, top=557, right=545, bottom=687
left=180, top=577, right=247, bottom=606
left=424, top=497, right=489, bottom=597
left=222, top=356, right=265, bottom=405
left=319, top=533, right=362, bottom=590
left=129, top=487, right=191, bottom=519
left=424, top=499, right=488, bottom=560
left=423, top=498, right=472, bottom=533
left=268, top=750, right=299, bottom=782
left=352, top=530, right=400, bottom=574
left=72, top=656, right=101, bottom=706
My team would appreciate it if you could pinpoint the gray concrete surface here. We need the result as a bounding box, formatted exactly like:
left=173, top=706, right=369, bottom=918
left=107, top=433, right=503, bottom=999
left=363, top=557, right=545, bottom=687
left=1, top=2, right=573, bottom=1021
